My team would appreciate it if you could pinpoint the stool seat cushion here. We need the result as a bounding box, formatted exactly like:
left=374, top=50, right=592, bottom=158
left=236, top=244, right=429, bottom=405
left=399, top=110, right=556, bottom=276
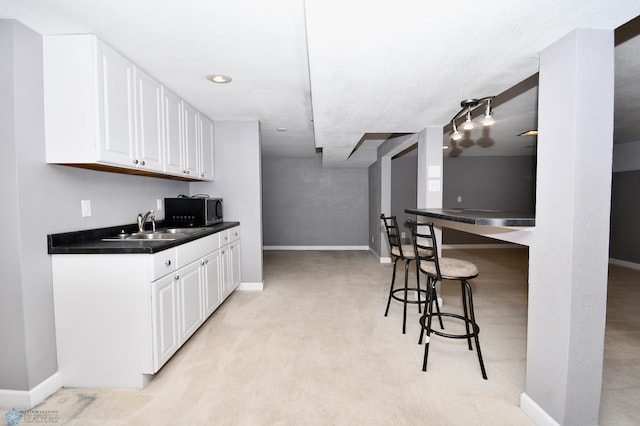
left=420, top=257, right=478, bottom=279
left=392, top=245, right=433, bottom=259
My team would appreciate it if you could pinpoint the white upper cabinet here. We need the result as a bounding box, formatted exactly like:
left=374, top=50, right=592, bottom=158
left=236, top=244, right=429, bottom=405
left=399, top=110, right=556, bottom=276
left=134, top=67, right=164, bottom=171
left=96, top=41, right=136, bottom=166
left=43, top=34, right=214, bottom=181
left=162, top=87, right=184, bottom=176
left=182, top=102, right=200, bottom=178
left=200, top=114, right=215, bottom=181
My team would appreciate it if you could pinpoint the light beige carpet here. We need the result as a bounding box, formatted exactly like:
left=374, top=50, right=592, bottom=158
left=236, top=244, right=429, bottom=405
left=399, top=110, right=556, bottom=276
left=3, top=248, right=639, bottom=425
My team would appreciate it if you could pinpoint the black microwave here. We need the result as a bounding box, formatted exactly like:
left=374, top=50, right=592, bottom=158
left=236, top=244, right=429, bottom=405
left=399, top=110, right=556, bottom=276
left=164, top=197, right=223, bottom=227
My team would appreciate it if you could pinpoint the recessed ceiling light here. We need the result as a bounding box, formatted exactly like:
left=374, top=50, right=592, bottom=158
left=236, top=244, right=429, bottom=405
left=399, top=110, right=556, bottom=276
left=518, top=130, right=538, bottom=137
left=442, top=146, right=449, bottom=150
left=207, top=74, right=232, bottom=84
left=276, top=127, right=287, bottom=132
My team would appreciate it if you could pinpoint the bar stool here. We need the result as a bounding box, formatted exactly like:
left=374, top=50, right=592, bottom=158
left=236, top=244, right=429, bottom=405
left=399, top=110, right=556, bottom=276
left=407, top=218, right=487, bottom=380
left=380, top=214, right=441, bottom=334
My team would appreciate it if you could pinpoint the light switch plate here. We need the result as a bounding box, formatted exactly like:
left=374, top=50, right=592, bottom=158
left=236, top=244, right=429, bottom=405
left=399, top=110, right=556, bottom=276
left=81, top=200, right=91, bottom=217
left=156, top=198, right=163, bottom=211
left=428, top=165, right=441, bottom=178
left=428, top=179, right=441, bottom=192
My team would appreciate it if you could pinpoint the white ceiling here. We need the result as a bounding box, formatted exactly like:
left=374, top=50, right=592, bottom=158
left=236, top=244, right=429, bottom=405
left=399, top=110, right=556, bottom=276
left=1, top=0, right=639, bottom=166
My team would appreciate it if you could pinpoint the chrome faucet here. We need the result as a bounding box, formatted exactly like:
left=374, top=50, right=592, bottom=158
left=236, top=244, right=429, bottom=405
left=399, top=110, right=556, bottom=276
left=137, top=210, right=154, bottom=233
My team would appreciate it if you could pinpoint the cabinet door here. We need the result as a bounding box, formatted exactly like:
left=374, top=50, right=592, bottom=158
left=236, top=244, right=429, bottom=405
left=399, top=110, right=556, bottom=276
left=229, top=242, right=241, bottom=291
left=199, top=115, right=215, bottom=181
left=182, top=102, right=200, bottom=177
left=96, top=41, right=135, bottom=165
left=134, top=67, right=163, bottom=171
left=178, top=261, right=203, bottom=342
left=152, top=274, right=179, bottom=372
left=220, top=246, right=230, bottom=298
left=163, top=88, right=183, bottom=175
left=203, top=250, right=222, bottom=317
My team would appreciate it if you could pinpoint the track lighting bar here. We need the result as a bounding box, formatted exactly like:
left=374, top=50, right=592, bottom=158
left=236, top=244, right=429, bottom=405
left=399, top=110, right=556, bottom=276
left=449, top=96, right=495, bottom=141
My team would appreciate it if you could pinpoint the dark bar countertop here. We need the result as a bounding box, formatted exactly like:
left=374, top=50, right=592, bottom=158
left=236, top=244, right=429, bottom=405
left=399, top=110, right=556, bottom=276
left=405, top=208, right=535, bottom=227
left=48, top=221, right=240, bottom=254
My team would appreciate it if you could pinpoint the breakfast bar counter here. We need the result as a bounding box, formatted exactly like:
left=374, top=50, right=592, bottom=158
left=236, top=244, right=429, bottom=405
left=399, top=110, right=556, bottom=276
left=404, top=208, right=535, bottom=246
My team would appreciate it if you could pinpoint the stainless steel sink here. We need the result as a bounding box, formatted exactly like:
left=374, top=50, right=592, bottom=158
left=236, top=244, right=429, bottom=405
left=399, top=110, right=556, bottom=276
left=125, top=233, right=181, bottom=240
left=156, top=227, right=208, bottom=234
left=101, top=227, right=207, bottom=241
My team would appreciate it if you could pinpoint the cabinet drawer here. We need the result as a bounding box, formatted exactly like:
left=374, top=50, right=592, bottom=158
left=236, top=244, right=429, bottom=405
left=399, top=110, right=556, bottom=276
left=228, top=226, right=240, bottom=243
left=176, top=234, right=220, bottom=269
left=151, top=248, right=178, bottom=281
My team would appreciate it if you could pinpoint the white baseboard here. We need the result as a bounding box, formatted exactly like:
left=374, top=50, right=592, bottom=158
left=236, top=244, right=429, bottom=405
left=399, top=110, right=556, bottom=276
left=379, top=256, right=391, bottom=264
left=0, top=372, right=61, bottom=409
left=237, top=281, right=264, bottom=291
left=263, top=245, right=369, bottom=251
left=520, top=393, right=560, bottom=426
left=609, top=258, right=640, bottom=271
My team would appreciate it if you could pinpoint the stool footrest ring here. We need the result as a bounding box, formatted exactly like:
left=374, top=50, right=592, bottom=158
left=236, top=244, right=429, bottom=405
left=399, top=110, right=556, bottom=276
left=419, top=312, right=480, bottom=340
left=391, top=288, right=428, bottom=304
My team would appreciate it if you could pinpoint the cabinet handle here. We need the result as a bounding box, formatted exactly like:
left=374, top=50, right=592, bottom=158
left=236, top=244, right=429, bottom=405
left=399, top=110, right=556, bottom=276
left=140, top=160, right=146, bottom=166
left=205, top=260, right=209, bottom=264
left=174, top=275, right=179, bottom=280
left=201, top=260, right=205, bottom=266
left=165, top=260, right=171, bottom=266
left=186, top=171, right=190, bottom=175
left=183, top=170, right=187, bottom=174
left=133, top=159, right=139, bottom=165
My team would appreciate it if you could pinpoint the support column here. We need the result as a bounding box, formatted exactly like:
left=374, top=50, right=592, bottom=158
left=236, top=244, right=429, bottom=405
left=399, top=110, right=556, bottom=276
left=417, top=126, right=444, bottom=209
left=522, top=29, right=614, bottom=425
left=417, top=127, right=444, bottom=257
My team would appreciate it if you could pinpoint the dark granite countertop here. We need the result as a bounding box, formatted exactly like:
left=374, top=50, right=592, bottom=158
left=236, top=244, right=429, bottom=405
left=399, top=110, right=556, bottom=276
left=48, top=221, right=240, bottom=254
left=405, top=208, right=535, bottom=227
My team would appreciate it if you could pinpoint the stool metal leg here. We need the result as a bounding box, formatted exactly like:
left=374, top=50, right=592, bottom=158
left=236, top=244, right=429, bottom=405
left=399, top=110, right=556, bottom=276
left=421, top=279, right=435, bottom=371
left=415, top=260, right=422, bottom=314
left=461, top=281, right=473, bottom=351
left=384, top=258, right=399, bottom=317
left=463, top=280, right=487, bottom=380
left=433, top=280, right=444, bottom=330
left=419, top=276, right=444, bottom=345
left=402, top=258, right=412, bottom=334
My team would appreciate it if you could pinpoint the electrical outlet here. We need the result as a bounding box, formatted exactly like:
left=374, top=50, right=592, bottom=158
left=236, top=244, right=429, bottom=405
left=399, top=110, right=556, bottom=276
left=371, top=236, right=374, bottom=243
left=81, top=200, right=92, bottom=217
left=457, top=196, right=462, bottom=203
left=401, top=232, right=406, bottom=239
left=156, top=198, right=163, bottom=211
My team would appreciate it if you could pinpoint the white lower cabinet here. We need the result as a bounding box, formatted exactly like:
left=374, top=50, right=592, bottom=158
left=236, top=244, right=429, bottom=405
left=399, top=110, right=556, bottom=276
left=52, top=225, right=240, bottom=388
left=151, top=273, right=180, bottom=371
left=177, top=260, right=203, bottom=343
left=203, top=249, right=223, bottom=317
left=219, top=227, right=241, bottom=298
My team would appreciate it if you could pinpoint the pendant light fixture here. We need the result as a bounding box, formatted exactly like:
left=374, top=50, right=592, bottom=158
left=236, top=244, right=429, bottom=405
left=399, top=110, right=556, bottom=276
left=449, top=96, right=496, bottom=141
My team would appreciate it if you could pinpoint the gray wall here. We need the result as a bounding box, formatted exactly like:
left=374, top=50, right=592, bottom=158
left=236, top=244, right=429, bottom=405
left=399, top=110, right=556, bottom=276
left=391, top=155, right=417, bottom=244
left=442, top=155, right=536, bottom=244
left=610, top=170, right=640, bottom=263
left=191, top=121, right=263, bottom=284
left=262, top=155, right=368, bottom=246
